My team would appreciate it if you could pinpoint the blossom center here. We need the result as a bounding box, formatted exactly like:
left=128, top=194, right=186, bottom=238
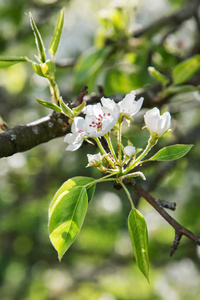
left=89, top=113, right=111, bottom=131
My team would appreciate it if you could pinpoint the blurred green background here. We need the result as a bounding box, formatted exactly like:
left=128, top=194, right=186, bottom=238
left=0, top=0, right=200, bottom=299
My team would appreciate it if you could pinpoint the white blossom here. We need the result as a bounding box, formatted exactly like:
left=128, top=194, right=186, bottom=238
left=124, top=146, right=136, bottom=157
left=64, top=98, right=120, bottom=151
left=118, top=91, right=144, bottom=118
left=83, top=98, right=120, bottom=137
left=144, top=107, right=171, bottom=137
left=87, top=153, right=102, bottom=167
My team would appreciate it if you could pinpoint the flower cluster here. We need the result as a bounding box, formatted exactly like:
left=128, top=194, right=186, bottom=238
left=65, top=91, right=144, bottom=151
left=64, top=91, right=171, bottom=178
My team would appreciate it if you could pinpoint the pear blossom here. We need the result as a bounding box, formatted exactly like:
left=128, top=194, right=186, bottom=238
left=87, top=152, right=102, bottom=167
left=118, top=91, right=144, bottom=118
left=64, top=98, right=120, bottom=151
left=64, top=116, right=86, bottom=151
left=83, top=98, right=120, bottom=137
left=124, top=146, right=136, bottom=157
left=144, top=107, right=171, bottom=137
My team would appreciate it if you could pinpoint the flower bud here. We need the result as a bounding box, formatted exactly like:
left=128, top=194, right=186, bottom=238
left=144, top=107, right=171, bottom=137
left=124, top=146, right=136, bottom=157
left=86, top=153, right=102, bottom=167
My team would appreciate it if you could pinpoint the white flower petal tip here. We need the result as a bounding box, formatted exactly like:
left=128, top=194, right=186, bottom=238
left=144, top=107, right=171, bottom=137
left=124, top=146, right=136, bottom=157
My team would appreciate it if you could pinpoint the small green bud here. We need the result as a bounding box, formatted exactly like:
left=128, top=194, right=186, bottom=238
left=32, top=63, right=45, bottom=77
left=41, top=59, right=55, bottom=77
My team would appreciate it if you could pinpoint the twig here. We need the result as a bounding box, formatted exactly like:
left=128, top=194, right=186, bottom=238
left=72, top=86, right=88, bottom=108
left=129, top=179, right=200, bottom=255
left=155, top=199, right=176, bottom=211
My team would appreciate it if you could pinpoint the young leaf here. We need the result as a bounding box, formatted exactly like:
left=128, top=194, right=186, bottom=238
left=40, top=60, right=56, bottom=77
left=49, top=176, right=96, bottom=217
left=128, top=209, right=149, bottom=282
left=29, top=12, right=46, bottom=63
left=32, top=63, right=45, bottom=77
left=149, top=144, right=193, bottom=161
left=60, top=97, right=74, bottom=118
left=0, top=56, right=29, bottom=68
left=49, top=8, right=64, bottom=57
left=49, top=186, right=88, bottom=261
left=148, top=66, right=169, bottom=85
left=35, top=97, right=62, bottom=112
left=172, top=55, right=200, bottom=85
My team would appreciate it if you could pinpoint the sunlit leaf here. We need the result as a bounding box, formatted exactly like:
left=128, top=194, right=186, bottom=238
left=35, top=97, right=62, bottom=112
left=149, top=144, right=193, bottom=161
left=49, top=8, right=64, bottom=57
left=49, top=186, right=88, bottom=260
left=49, top=176, right=96, bottom=217
left=32, top=63, right=45, bottom=77
left=0, top=56, right=28, bottom=68
left=40, top=59, right=55, bottom=77
left=128, top=209, right=149, bottom=282
left=172, top=55, right=200, bottom=85
left=29, top=12, right=46, bottom=63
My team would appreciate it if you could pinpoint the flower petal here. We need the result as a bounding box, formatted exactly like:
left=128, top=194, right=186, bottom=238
left=64, top=132, right=85, bottom=151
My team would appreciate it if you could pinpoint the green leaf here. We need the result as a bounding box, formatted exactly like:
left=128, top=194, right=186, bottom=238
left=172, top=55, right=200, bottom=85
left=33, top=60, right=55, bottom=78
left=49, top=186, right=88, bottom=260
left=29, top=12, right=46, bottom=63
left=128, top=209, right=149, bottom=282
left=49, top=8, right=64, bottom=57
left=60, top=97, right=74, bottom=118
left=49, top=176, right=96, bottom=217
left=0, top=56, right=29, bottom=68
left=104, top=69, right=134, bottom=94
left=148, top=66, right=169, bottom=85
left=74, top=46, right=111, bottom=88
left=35, top=97, right=62, bottom=112
left=32, top=63, right=45, bottom=77
left=40, top=60, right=56, bottom=78
left=73, top=101, right=87, bottom=116
left=149, top=144, right=193, bottom=161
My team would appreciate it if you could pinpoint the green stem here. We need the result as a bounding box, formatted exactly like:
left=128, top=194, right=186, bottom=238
left=85, top=172, right=118, bottom=188
left=94, top=137, right=107, bottom=155
left=121, top=181, right=134, bottom=209
left=94, top=137, right=115, bottom=168
left=49, top=78, right=60, bottom=105
left=117, top=121, right=123, bottom=163
left=124, top=135, right=158, bottom=174
left=105, top=133, right=118, bottom=163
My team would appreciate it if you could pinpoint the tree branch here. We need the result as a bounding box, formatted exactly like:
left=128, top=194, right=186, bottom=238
left=133, top=0, right=200, bottom=38
left=128, top=179, right=200, bottom=255
left=0, top=112, right=70, bottom=158
left=1, top=75, right=200, bottom=159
